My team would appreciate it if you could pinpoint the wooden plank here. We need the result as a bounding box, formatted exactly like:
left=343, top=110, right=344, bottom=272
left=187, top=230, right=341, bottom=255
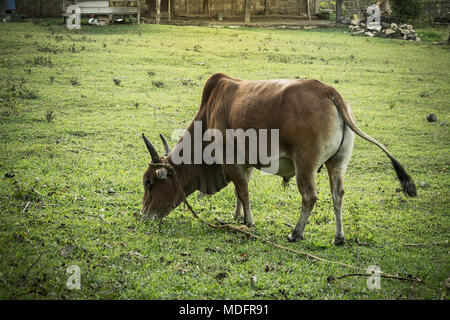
left=137, top=0, right=141, bottom=23
left=75, top=1, right=109, bottom=8
left=78, top=7, right=140, bottom=14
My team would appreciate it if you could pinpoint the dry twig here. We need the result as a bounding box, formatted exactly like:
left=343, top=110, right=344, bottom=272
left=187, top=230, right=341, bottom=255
left=327, top=273, right=423, bottom=284
left=404, top=240, right=448, bottom=247
left=24, top=252, right=43, bottom=279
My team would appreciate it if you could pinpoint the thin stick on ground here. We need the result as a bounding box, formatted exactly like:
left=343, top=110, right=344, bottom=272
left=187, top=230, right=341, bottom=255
left=151, top=105, right=176, bottom=124
left=403, top=240, right=448, bottom=247
left=327, top=273, right=423, bottom=283
left=23, top=201, right=31, bottom=213
left=283, top=222, right=294, bottom=228
left=24, top=252, right=43, bottom=279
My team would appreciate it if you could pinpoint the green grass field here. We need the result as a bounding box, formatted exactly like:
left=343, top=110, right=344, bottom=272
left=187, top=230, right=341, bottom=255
left=0, top=20, right=449, bottom=300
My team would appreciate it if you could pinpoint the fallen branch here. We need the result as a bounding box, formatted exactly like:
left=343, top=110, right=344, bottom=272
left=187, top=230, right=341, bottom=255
left=98, top=214, right=110, bottom=224
left=23, top=201, right=31, bottom=213
left=428, top=88, right=441, bottom=97
left=283, top=222, right=294, bottom=229
left=213, top=216, right=349, bottom=265
left=404, top=240, right=448, bottom=247
left=151, top=105, right=176, bottom=124
left=327, top=273, right=424, bottom=284
left=24, top=252, right=43, bottom=279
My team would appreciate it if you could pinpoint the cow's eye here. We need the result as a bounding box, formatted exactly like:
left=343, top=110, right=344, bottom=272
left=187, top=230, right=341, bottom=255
left=144, top=180, right=152, bottom=190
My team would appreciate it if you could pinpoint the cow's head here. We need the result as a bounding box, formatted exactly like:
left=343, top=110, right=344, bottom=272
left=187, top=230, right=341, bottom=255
left=141, top=133, right=183, bottom=220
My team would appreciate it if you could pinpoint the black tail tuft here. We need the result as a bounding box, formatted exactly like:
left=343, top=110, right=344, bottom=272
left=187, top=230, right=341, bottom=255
left=391, top=158, right=417, bottom=197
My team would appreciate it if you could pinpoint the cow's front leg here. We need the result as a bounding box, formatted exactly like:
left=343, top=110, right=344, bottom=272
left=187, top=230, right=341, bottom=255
left=233, top=188, right=244, bottom=221
left=233, top=168, right=253, bottom=221
left=235, top=184, right=254, bottom=228
left=226, top=165, right=254, bottom=228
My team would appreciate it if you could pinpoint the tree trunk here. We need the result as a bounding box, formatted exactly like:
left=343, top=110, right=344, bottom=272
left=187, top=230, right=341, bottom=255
left=355, top=0, right=360, bottom=18
left=244, top=0, right=250, bottom=23
left=156, top=0, right=160, bottom=23
left=336, top=0, right=343, bottom=23
left=168, top=0, right=170, bottom=21
left=203, top=0, right=209, bottom=15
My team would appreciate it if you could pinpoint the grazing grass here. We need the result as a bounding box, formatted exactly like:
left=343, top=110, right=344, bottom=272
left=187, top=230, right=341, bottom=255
left=0, top=20, right=448, bottom=300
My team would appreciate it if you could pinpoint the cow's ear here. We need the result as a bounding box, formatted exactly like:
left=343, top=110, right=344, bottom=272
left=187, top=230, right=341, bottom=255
left=155, top=168, right=168, bottom=180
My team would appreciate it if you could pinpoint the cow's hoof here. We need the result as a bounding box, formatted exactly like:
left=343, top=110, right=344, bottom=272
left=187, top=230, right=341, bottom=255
left=287, top=233, right=303, bottom=242
left=245, top=222, right=255, bottom=228
left=334, top=236, right=346, bottom=246
left=233, top=210, right=243, bottom=221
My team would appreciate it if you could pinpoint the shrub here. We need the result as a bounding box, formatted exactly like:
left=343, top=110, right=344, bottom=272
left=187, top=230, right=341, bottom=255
left=69, top=77, right=80, bottom=86
left=151, top=80, right=165, bottom=88
left=31, top=55, right=53, bottom=67
left=45, top=109, right=55, bottom=123
left=391, top=0, right=423, bottom=23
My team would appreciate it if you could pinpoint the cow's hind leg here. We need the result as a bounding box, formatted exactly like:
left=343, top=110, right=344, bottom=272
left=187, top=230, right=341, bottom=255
left=325, top=128, right=354, bottom=245
left=287, top=170, right=318, bottom=242
left=326, top=160, right=347, bottom=245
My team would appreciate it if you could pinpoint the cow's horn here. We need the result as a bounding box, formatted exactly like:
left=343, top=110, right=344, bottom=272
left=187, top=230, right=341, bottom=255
left=142, top=133, right=161, bottom=163
left=159, top=133, right=171, bottom=156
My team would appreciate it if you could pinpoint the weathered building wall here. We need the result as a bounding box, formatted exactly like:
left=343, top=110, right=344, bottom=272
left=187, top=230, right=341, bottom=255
left=319, top=0, right=373, bottom=16
left=10, top=0, right=450, bottom=21
left=15, top=0, right=63, bottom=17
left=174, top=0, right=311, bottom=17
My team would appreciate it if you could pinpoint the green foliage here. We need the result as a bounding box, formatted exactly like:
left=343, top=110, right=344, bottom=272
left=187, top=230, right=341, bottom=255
left=391, top=0, right=423, bottom=23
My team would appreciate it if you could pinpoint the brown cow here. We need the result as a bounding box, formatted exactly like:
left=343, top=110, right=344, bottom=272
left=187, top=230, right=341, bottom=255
left=141, top=73, right=416, bottom=245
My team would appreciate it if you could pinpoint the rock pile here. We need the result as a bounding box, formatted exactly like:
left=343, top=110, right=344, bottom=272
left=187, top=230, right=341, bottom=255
left=349, top=19, right=421, bottom=41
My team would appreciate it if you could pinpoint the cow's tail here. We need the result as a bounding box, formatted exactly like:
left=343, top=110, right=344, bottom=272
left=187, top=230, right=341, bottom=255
left=329, top=89, right=417, bottom=197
